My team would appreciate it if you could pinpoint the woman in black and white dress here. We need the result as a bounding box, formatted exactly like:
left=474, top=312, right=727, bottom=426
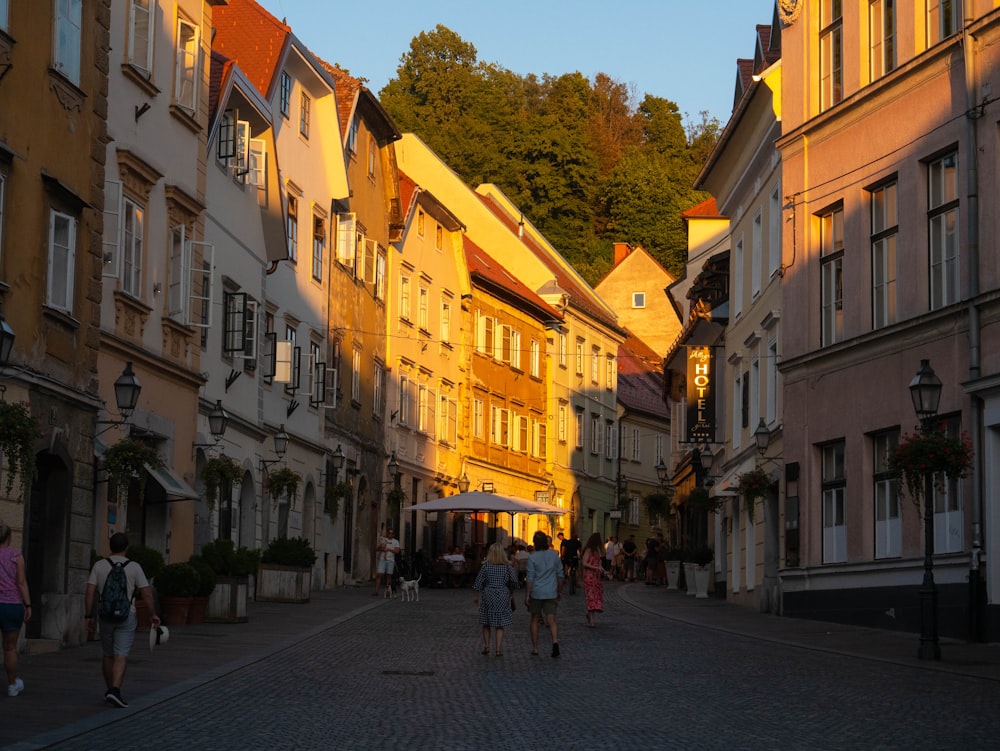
left=472, top=542, right=519, bottom=656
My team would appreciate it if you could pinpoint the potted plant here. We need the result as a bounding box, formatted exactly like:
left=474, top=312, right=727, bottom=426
left=643, top=491, right=672, bottom=523
left=887, top=428, right=974, bottom=504
left=201, top=538, right=259, bottom=623
left=737, top=467, right=772, bottom=522
left=689, top=545, right=714, bottom=599
left=325, top=481, right=352, bottom=519
left=0, top=399, right=41, bottom=496
left=267, top=466, right=302, bottom=506
left=103, top=437, right=163, bottom=504
left=153, top=561, right=201, bottom=626
left=257, top=536, right=316, bottom=603
left=663, top=545, right=683, bottom=590
left=201, top=455, right=243, bottom=510
left=185, top=555, right=217, bottom=624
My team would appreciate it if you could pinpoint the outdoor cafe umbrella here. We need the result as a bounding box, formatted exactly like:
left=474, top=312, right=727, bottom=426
left=404, top=490, right=561, bottom=543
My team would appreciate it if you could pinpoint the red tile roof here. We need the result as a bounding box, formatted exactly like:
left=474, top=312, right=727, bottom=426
left=617, top=331, right=668, bottom=419
left=681, top=197, right=722, bottom=220
left=319, top=60, right=360, bottom=141
left=213, top=0, right=290, bottom=99
left=464, top=236, right=562, bottom=324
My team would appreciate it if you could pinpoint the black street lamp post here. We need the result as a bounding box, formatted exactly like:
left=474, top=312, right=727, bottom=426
left=909, top=359, right=943, bottom=661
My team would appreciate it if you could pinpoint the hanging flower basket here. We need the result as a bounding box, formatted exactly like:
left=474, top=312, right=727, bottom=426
left=887, top=429, right=973, bottom=504
left=386, top=486, right=406, bottom=508
left=325, top=481, right=352, bottom=519
left=643, top=491, right=673, bottom=519
left=0, top=400, right=41, bottom=496
left=685, top=486, right=720, bottom=514
left=103, top=437, right=163, bottom=503
left=737, top=467, right=772, bottom=522
left=267, top=466, right=302, bottom=505
left=201, top=455, right=243, bottom=510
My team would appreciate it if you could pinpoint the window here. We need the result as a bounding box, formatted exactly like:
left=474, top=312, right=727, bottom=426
left=605, top=421, right=615, bottom=459
left=351, top=348, right=361, bottom=403
left=766, top=337, right=778, bottom=425
left=752, top=212, right=762, bottom=297
left=440, top=299, right=451, bottom=344
left=373, top=360, right=385, bottom=419
left=418, top=286, right=429, bottom=331
left=243, top=300, right=258, bottom=372
left=927, top=0, right=962, bottom=46
left=375, top=247, right=387, bottom=301
left=732, top=371, right=743, bottom=451
left=399, top=276, right=411, bottom=321
left=417, top=209, right=425, bottom=236
left=575, top=410, right=584, bottom=450
left=334, top=212, right=355, bottom=268
left=733, top=238, right=744, bottom=317
left=509, top=329, right=521, bottom=369
left=473, top=398, right=484, bottom=439
left=769, top=186, right=782, bottom=277
left=558, top=332, right=567, bottom=368
left=127, top=0, right=155, bottom=76
left=174, top=16, right=199, bottom=113
left=533, top=419, right=547, bottom=459
left=347, top=117, right=358, bottom=154
left=606, top=355, right=614, bottom=390
left=557, top=404, right=568, bottom=443
left=286, top=195, right=298, bottom=262
left=491, top=406, right=510, bottom=447
left=820, top=0, right=843, bottom=110
left=933, top=415, right=965, bottom=553
left=439, top=394, right=458, bottom=446
left=928, top=153, right=959, bottom=310
left=312, top=215, right=325, bottom=281
left=820, top=206, right=844, bottom=345
left=54, top=0, right=83, bottom=85
left=590, top=414, right=603, bottom=455
left=575, top=339, right=584, bottom=375
left=655, top=434, right=664, bottom=465
left=222, top=291, right=248, bottom=355
left=299, top=91, right=311, bottom=138
left=870, top=0, right=896, bottom=80
left=873, top=430, right=901, bottom=558
left=821, top=441, right=847, bottom=563
left=628, top=494, right=640, bottom=526
left=435, top=224, right=443, bottom=250
left=631, top=427, right=641, bottom=461
left=591, top=346, right=600, bottom=383
left=367, top=136, right=376, bottom=177
left=514, top=413, right=528, bottom=453
left=308, top=340, right=324, bottom=405
left=631, top=292, right=645, bottom=308
left=399, top=375, right=411, bottom=426
left=871, top=181, right=898, bottom=328
left=749, top=357, right=760, bottom=434
left=530, top=340, right=540, bottom=378
left=417, top=385, right=435, bottom=436
left=121, top=198, right=143, bottom=298
left=279, top=72, right=292, bottom=118
left=47, top=210, right=76, bottom=311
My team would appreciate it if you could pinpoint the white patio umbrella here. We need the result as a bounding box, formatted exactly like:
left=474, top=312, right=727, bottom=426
left=404, top=490, right=562, bottom=546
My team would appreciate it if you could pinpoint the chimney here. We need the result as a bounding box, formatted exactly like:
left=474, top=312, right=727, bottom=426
left=613, top=242, right=631, bottom=267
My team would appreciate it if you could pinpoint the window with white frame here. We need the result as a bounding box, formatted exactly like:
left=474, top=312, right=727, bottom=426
left=351, top=347, right=361, bottom=403
left=927, top=0, right=962, bottom=46
left=127, top=0, right=155, bottom=77
left=439, top=394, right=458, bottom=446
left=360, top=239, right=376, bottom=286
left=282, top=325, right=300, bottom=393
left=870, top=0, right=896, bottom=80
left=299, top=91, right=310, bottom=139
left=820, top=0, right=843, bottom=111
left=766, top=337, right=778, bottom=424
left=873, top=429, right=901, bottom=558
left=514, top=412, right=527, bottom=453
left=655, top=434, right=664, bottom=465
left=367, top=135, right=376, bottom=177
left=557, top=403, right=568, bottom=443
left=336, top=212, right=355, bottom=268
left=575, top=339, right=584, bottom=375
left=491, top=405, right=510, bottom=447
left=606, top=354, right=614, bottom=390
left=558, top=332, right=567, bottom=368
left=222, top=291, right=248, bottom=356
left=733, top=238, right=744, bottom=317
left=749, top=356, right=760, bottom=435
left=769, top=186, right=782, bottom=277
left=435, top=223, right=442, bottom=250
left=347, top=117, right=358, bottom=154
left=575, top=410, right=584, bottom=450
left=631, top=427, right=641, bottom=461
left=605, top=421, right=615, bottom=459
left=933, top=415, right=965, bottom=553
left=530, top=339, right=540, bottom=377
left=308, top=340, right=325, bottom=406
left=732, top=371, right=743, bottom=451
left=399, top=275, right=411, bottom=322
left=473, top=398, right=484, bottom=439
left=509, top=329, right=521, bottom=370
left=533, top=419, right=547, bottom=459
left=591, top=346, right=600, bottom=383
left=243, top=300, right=258, bottom=373
left=286, top=194, right=298, bottom=262
left=871, top=180, right=898, bottom=329
left=752, top=212, right=763, bottom=297
left=590, top=414, right=602, bottom=455
left=418, top=384, right=435, bottom=436
left=418, top=286, right=429, bottom=331
left=279, top=71, right=291, bottom=118
left=312, top=215, right=325, bottom=282
left=440, top=299, right=451, bottom=344
left=928, top=152, right=959, bottom=310
left=375, top=247, right=386, bottom=300
left=820, top=206, right=844, bottom=346
left=632, top=292, right=645, bottom=308
left=47, top=210, right=76, bottom=311
left=621, top=426, right=632, bottom=461
left=174, top=15, right=199, bottom=113
left=822, top=441, right=847, bottom=563
left=399, top=374, right=411, bottom=426
left=373, top=359, right=385, bottom=418
left=628, top=494, right=640, bottom=525
left=54, top=0, right=83, bottom=85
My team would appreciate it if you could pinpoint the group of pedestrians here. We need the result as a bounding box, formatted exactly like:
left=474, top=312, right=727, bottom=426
left=472, top=529, right=612, bottom=658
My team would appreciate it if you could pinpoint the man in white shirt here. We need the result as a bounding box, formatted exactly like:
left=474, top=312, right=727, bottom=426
left=373, top=528, right=401, bottom=596
left=604, top=536, right=618, bottom=576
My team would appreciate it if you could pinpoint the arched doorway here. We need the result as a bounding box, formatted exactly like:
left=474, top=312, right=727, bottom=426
left=238, top=468, right=256, bottom=548
left=25, top=451, right=71, bottom=639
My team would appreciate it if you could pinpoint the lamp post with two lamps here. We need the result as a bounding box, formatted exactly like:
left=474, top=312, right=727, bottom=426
left=909, top=358, right=943, bottom=661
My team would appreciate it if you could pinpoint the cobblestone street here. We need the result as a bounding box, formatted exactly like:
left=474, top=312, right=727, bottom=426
left=7, top=582, right=1000, bottom=751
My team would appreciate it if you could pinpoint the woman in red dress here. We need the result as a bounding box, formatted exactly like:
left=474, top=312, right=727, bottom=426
left=581, top=532, right=607, bottom=627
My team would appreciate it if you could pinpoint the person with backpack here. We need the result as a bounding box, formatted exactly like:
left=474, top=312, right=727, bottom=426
left=84, top=533, right=160, bottom=708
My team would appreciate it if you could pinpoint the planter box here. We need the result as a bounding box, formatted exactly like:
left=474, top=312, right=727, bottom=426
left=256, top=564, right=312, bottom=603
left=683, top=562, right=698, bottom=596
left=666, top=560, right=681, bottom=590
left=694, top=565, right=711, bottom=599
left=160, top=596, right=193, bottom=627
left=207, top=575, right=249, bottom=623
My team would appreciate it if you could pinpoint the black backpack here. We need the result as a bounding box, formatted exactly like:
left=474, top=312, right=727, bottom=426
left=99, top=558, right=133, bottom=622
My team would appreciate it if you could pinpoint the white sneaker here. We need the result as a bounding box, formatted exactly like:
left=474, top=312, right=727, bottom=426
left=8, top=678, right=24, bottom=697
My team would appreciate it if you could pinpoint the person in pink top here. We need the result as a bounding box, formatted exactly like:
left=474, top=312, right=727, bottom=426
left=0, top=522, right=31, bottom=697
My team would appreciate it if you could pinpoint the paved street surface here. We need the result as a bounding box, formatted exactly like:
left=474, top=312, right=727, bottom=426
left=4, top=582, right=1000, bottom=750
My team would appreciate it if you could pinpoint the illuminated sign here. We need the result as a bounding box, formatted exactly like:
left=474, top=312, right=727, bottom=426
left=686, top=347, right=715, bottom=443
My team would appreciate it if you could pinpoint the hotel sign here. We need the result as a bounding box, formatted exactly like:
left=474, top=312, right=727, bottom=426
left=686, top=347, right=715, bottom=444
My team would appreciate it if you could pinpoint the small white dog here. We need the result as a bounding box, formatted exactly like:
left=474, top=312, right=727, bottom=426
left=383, top=579, right=394, bottom=599
left=397, top=573, right=421, bottom=602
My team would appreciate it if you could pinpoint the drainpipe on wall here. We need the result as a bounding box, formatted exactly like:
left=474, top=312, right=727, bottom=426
left=962, top=15, right=984, bottom=640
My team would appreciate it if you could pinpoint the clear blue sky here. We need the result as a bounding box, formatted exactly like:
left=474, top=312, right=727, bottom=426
left=264, top=0, right=775, bottom=127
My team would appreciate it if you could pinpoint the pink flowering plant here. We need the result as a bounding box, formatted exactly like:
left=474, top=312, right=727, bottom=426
left=737, top=467, right=771, bottom=500
left=887, top=429, right=973, bottom=503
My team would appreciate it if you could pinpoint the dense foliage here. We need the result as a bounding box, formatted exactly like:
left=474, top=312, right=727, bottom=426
left=379, top=26, right=719, bottom=283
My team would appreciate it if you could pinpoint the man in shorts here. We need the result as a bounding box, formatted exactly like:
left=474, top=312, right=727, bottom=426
left=373, top=527, right=401, bottom=596
left=525, top=530, right=564, bottom=658
left=84, top=533, right=160, bottom=708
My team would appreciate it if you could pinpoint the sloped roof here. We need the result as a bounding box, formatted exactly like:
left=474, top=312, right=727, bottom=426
left=322, top=63, right=361, bottom=142
left=617, top=331, right=668, bottom=420
left=213, top=0, right=290, bottom=99
left=464, top=235, right=563, bottom=325
left=681, top=197, right=722, bottom=220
